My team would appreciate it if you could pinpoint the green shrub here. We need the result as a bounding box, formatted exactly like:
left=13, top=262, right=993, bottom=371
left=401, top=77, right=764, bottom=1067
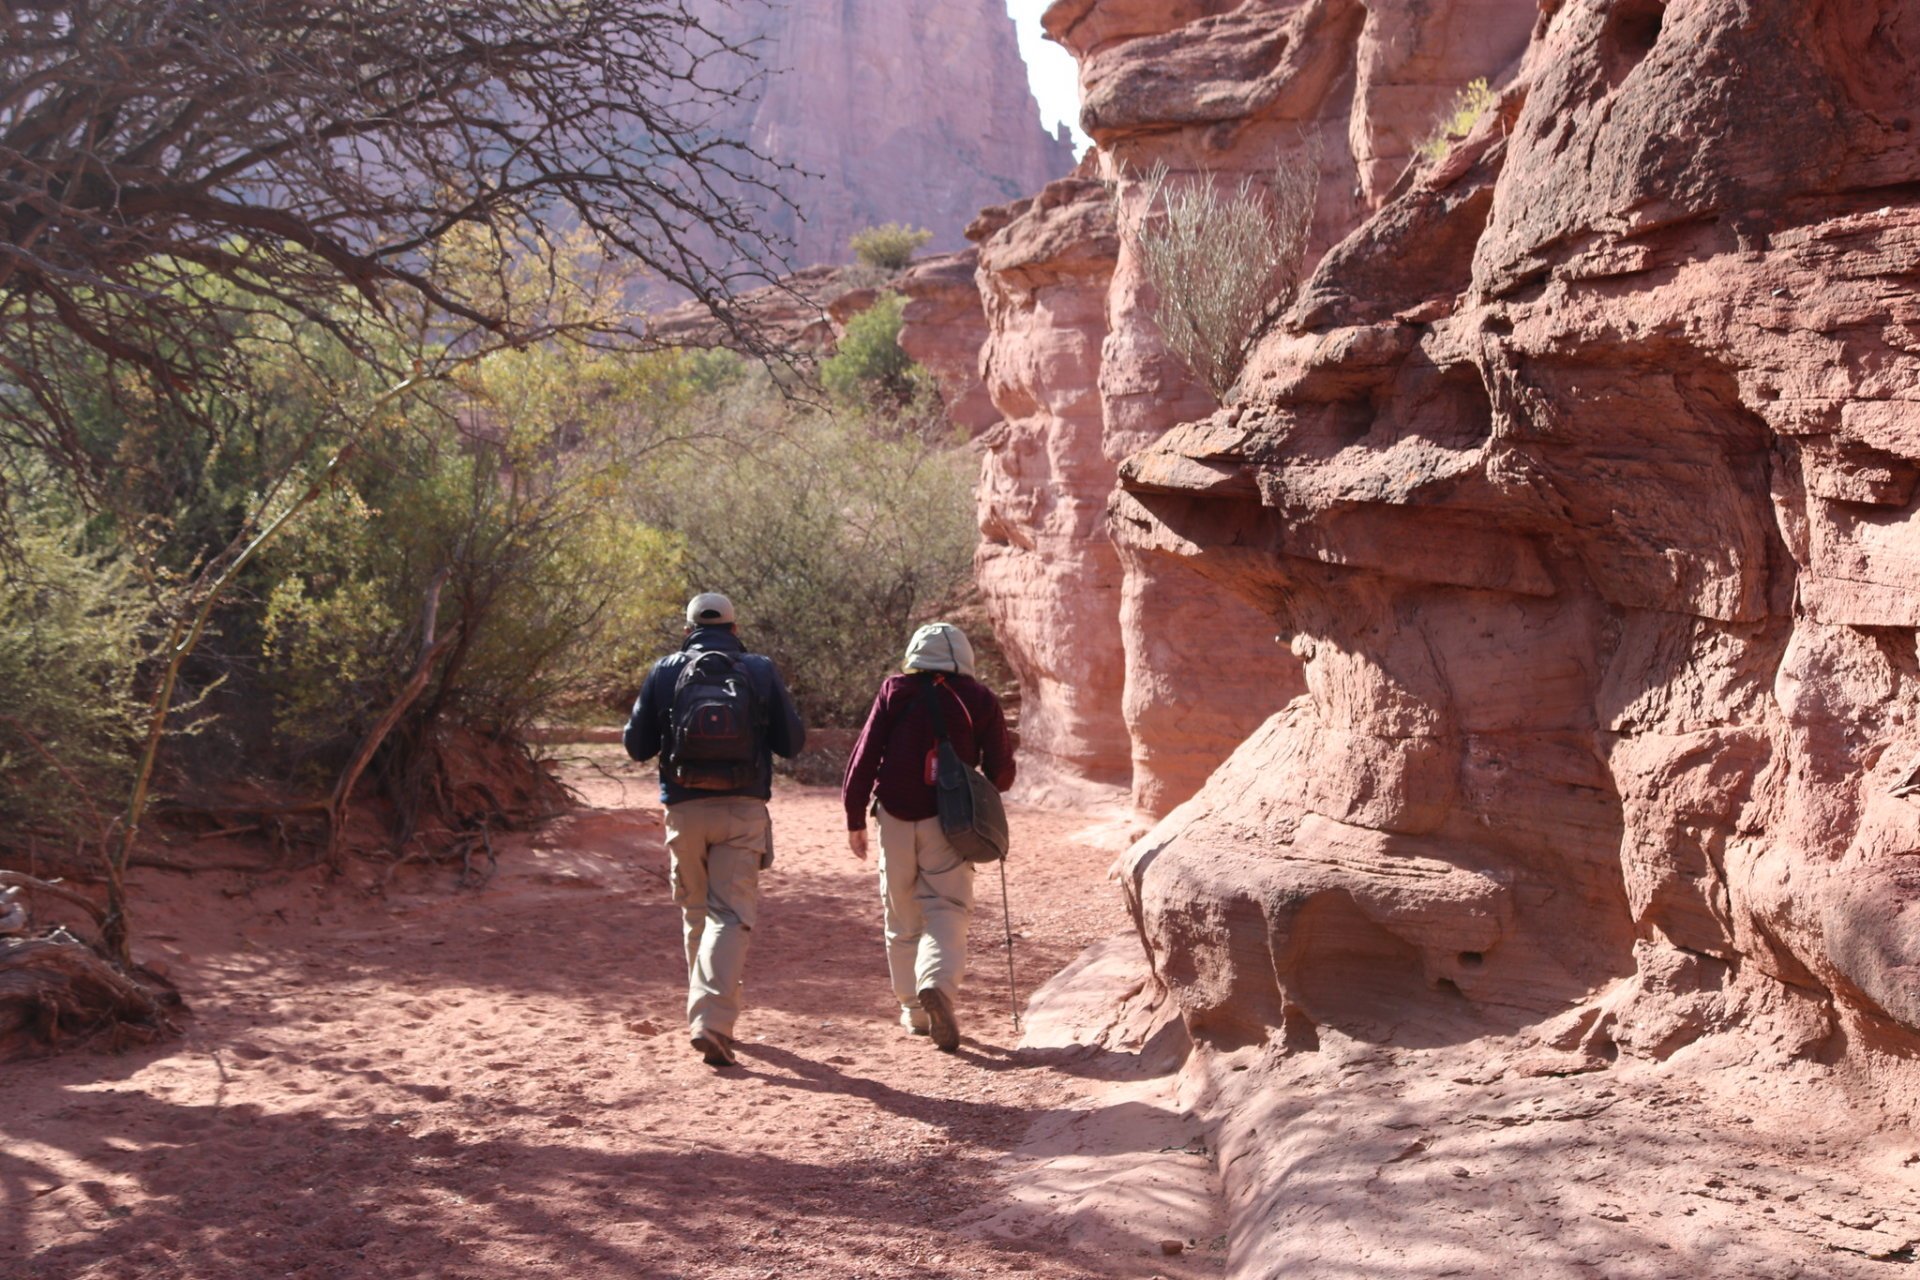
left=1416, top=78, right=1498, bottom=161
left=820, top=293, right=922, bottom=407
left=635, top=379, right=976, bottom=725
left=256, top=343, right=701, bottom=758
left=0, top=519, right=151, bottom=842
left=1122, top=156, right=1319, bottom=403
left=848, top=223, right=934, bottom=271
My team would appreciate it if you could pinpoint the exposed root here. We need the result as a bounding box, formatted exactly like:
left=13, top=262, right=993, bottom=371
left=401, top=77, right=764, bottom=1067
left=0, top=872, right=184, bottom=1061
left=0, top=931, right=182, bottom=1061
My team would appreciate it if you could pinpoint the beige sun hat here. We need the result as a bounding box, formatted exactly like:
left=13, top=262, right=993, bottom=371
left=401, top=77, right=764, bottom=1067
left=903, top=621, right=976, bottom=678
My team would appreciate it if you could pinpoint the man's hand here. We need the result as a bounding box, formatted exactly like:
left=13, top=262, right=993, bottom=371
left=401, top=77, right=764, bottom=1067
left=847, top=828, right=869, bottom=861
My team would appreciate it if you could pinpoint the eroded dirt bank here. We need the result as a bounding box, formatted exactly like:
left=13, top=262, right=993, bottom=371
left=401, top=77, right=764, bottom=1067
left=3, top=753, right=1219, bottom=1280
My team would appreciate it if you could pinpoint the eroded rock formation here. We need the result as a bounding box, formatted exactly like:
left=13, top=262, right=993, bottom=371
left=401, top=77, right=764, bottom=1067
left=967, top=0, right=1539, bottom=817
left=898, top=250, right=1001, bottom=438
left=975, top=0, right=1920, bottom=1272
left=688, top=0, right=1075, bottom=270
left=1111, top=0, right=1920, bottom=1104
left=971, top=174, right=1130, bottom=792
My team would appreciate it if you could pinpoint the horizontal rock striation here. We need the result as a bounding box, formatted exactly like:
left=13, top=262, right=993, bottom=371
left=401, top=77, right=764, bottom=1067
left=1113, top=0, right=1920, bottom=1099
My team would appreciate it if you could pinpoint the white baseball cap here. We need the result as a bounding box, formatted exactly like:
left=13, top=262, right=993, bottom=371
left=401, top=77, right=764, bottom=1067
left=685, top=592, right=736, bottom=626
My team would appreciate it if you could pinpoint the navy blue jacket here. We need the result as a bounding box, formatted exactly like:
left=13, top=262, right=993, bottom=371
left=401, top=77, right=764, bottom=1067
left=624, top=627, right=806, bottom=806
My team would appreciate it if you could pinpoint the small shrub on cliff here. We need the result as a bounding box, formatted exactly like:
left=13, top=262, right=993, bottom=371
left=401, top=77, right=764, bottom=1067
left=1121, top=156, right=1318, bottom=403
left=849, top=223, right=934, bottom=271
left=1416, top=78, right=1498, bottom=162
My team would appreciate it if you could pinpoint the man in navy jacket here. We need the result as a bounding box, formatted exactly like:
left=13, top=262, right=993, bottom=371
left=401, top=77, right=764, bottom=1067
left=626, top=592, right=805, bottom=1067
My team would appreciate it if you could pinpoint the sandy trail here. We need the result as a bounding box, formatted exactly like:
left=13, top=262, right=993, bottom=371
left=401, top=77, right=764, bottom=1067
left=4, top=749, right=1221, bottom=1279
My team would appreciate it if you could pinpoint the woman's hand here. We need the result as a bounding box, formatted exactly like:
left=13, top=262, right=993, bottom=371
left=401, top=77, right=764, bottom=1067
left=847, top=828, right=869, bottom=861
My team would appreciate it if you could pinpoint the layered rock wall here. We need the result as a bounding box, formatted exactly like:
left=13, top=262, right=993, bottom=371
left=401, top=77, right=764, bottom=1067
left=971, top=177, right=1132, bottom=789
left=968, top=0, right=1536, bottom=816
left=1113, top=0, right=1920, bottom=1108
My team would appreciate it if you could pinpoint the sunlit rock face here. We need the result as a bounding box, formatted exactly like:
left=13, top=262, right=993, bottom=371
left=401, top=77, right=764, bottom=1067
left=687, top=0, right=1075, bottom=270
left=967, top=0, right=1544, bottom=816
left=1034, top=0, right=1540, bottom=816
left=970, top=176, right=1133, bottom=792
left=898, top=250, right=1002, bottom=438
left=1111, top=0, right=1920, bottom=1078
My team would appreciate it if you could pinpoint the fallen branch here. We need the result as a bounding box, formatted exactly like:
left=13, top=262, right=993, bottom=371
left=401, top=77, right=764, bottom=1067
left=458, top=825, right=497, bottom=890
left=0, top=870, right=106, bottom=928
left=328, top=569, right=457, bottom=864
left=193, top=823, right=263, bottom=842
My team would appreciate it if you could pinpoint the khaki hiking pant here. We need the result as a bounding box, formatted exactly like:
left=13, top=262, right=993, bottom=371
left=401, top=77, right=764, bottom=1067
left=875, top=804, right=975, bottom=1022
left=664, top=795, right=772, bottom=1039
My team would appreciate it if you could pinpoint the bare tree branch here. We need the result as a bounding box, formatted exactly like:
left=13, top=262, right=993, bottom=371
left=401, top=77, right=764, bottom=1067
left=0, top=0, right=799, bottom=498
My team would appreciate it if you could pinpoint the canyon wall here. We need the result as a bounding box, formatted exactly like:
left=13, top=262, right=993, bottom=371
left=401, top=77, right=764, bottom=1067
left=1109, top=0, right=1920, bottom=1108
left=688, top=0, right=1076, bottom=271
left=971, top=0, right=1536, bottom=815
left=971, top=173, right=1131, bottom=791
left=967, top=1, right=1920, bottom=1272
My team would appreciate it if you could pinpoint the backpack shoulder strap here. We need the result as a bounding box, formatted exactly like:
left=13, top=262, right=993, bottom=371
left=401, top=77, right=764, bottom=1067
left=920, top=674, right=953, bottom=744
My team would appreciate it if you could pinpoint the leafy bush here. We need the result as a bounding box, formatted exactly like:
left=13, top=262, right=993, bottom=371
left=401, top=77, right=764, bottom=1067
left=1121, top=157, right=1318, bottom=403
left=820, top=292, right=925, bottom=408
left=636, top=377, right=976, bottom=725
left=1416, top=78, right=1498, bottom=161
left=849, top=223, right=934, bottom=271
left=7, top=257, right=705, bottom=812
left=0, top=519, right=151, bottom=842
left=256, top=343, right=704, bottom=763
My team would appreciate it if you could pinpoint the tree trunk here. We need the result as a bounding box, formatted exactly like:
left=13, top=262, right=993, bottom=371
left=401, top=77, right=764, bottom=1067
left=327, top=569, right=456, bottom=862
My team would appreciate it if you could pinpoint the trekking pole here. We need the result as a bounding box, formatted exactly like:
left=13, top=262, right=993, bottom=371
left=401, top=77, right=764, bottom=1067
left=999, top=860, right=1020, bottom=1032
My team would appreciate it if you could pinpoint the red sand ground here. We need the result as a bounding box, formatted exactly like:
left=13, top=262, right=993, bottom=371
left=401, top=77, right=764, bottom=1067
left=4, top=749, right=1218, bottom=1279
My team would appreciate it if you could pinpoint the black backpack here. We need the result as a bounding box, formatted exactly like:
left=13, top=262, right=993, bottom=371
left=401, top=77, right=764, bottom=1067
left=667, top=650, right=761, bottom=790
left=921, top=677, right=1010, bottom=864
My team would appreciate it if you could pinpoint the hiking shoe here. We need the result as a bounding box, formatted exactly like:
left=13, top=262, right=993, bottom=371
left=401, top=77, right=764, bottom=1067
left=900, top=1009, right=930, bottom=1036
left=918, top=987, right=959, bottom=1053
left=691, top=1027, right=739, bottom=1068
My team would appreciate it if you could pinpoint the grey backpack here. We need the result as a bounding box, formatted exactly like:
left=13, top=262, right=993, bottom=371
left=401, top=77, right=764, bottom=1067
left=921, top=678, right=1009, bottom=864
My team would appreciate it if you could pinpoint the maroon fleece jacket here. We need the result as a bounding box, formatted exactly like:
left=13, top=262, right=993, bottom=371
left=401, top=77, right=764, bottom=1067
left=842, top=672, right=1016, bottom=830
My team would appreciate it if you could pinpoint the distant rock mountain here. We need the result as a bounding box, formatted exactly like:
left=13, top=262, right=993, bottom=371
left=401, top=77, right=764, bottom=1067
left=690, top=0, right=1076, bottom=270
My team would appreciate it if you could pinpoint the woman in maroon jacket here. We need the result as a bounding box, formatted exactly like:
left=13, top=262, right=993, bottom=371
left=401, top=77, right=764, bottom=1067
left=843, top=622, right=1016, bottom=1052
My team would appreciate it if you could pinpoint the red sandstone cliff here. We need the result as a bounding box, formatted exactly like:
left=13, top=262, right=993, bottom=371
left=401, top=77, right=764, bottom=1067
left=687, top=0, right=1076, bottom=271
left=970, top=173, right=1130, bottom=793
left=971, top=0, right=1536, bottom=817
left=990, top=0, right=1920, bottom=1272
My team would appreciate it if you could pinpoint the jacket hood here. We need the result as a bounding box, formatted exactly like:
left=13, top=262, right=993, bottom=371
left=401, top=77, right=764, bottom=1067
left=903, top=622, right=975, bottom=678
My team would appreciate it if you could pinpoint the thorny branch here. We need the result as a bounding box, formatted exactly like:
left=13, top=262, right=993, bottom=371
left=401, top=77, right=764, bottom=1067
left=0, top=0, right=799, bottom=503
